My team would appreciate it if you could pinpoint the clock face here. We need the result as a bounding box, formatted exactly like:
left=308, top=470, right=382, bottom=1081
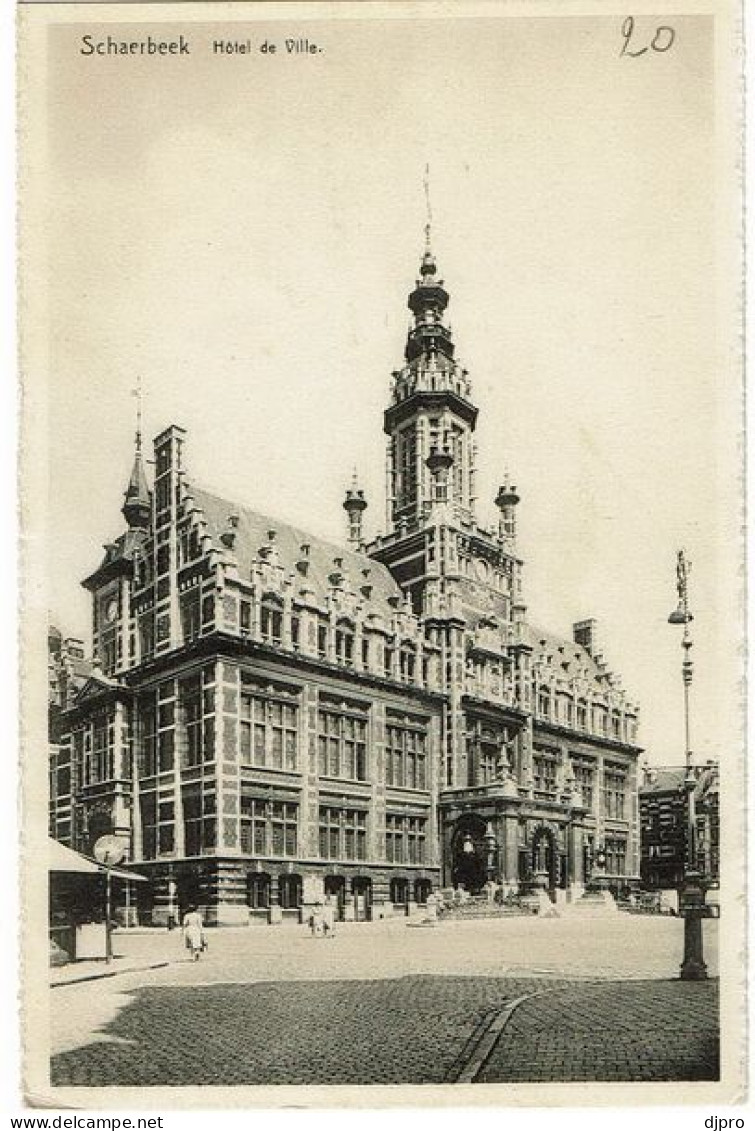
left=474, top=559, right=489, bottom=582
left=105, top=598, right=118, bottom=623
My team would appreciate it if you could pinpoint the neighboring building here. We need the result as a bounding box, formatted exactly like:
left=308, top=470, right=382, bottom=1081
left=52, top=237, right=642, bottom=924
left=639, top=762, right=719, bottom=890
left=49, top=623, right=92, bottom=845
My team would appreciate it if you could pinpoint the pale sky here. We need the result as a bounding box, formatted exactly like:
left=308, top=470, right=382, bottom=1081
left=41, top=11, right=739, bottom=767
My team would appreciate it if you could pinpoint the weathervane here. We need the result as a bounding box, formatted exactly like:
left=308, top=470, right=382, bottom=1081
left=423, top=162, right=433, bottom=251
left=131, top=375, right=143, bottom=453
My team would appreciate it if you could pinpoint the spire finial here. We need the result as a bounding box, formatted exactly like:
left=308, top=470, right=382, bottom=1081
left=131, top=376, right=143, bottom=454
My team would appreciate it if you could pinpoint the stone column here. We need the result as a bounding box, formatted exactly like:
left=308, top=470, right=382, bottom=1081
left=502, top=806, right=521, bottom=894
left=569, top=804, right=586, bottom=899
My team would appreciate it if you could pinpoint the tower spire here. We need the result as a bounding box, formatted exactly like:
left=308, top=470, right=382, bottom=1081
left=420, top=164, right=437, bottom=279
left=123, top=379, right=151, bottom=529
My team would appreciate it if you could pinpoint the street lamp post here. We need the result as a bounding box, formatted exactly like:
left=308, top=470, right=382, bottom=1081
left=668, top=549, right=708, bottom=981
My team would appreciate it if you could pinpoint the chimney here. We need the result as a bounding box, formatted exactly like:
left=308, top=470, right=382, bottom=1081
left=573, top=618, right=598, bottom=656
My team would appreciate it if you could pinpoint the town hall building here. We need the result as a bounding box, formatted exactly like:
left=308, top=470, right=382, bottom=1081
left=50, top=235, right=642, bottom=924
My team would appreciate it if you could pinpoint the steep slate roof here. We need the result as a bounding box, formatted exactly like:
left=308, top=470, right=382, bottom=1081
left=187, top=484, right=407, bottom=621
left=523, top=623, right=615, bottom=694
left=639, top=767, right=687, bottom=795
left=82, top=528, right=148, bottom=589
left=640, top=764, right=718, bottom=799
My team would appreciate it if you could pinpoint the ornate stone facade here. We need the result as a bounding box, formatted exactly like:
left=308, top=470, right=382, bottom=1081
left=51, top=239, right=642, bottom=923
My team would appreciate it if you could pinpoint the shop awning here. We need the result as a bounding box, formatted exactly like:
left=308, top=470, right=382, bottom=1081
left=48, top=838, right=148, bottom=882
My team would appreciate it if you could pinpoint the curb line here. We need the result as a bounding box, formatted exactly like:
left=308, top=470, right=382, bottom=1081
left=51, top=960, right=171, bottom=989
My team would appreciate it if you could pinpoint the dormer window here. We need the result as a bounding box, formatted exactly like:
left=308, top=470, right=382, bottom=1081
left=260, top=594, right=283, bottom=646
left=335, top=619, right=355, bottom=668
left=400, top=642, right=417, bottom=685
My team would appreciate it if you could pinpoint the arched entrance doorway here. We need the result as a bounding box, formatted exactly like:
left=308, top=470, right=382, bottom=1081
left=451, top=814, right=488, bottom=894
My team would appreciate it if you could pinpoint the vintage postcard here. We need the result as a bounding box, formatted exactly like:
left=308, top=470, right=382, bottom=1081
left=18, top=0, right=745, bottom=1111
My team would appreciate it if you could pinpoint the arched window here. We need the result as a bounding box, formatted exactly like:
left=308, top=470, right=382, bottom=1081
left=335, top=619, right=355, bottom=668
left=260, top=594, right=283, bottom=646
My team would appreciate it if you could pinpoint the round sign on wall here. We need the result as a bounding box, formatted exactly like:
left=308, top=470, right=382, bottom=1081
left=93, top=834, right=128, bottom=868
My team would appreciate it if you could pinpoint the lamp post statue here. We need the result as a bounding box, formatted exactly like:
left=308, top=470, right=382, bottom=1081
left=668, top=549, right=708, bottom=980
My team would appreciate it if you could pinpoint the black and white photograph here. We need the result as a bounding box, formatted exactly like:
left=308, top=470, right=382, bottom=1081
left=18, top=0, right=745, bottom=1110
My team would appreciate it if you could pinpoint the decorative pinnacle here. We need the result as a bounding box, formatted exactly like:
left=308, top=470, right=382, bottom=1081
left=344, top=470, right=367, bottom=513
left=495, top=476, right=520, bottom=509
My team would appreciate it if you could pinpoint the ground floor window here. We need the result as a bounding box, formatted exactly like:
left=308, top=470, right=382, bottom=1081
left=247, top=872, right=271, bottom=909
left=390, top=877, right=409, bottom=904
left=605, top=837, right=628, bottom=876
left=414, top=878, right=432, bottom=905
left=279, top=874, right=302, bottom=909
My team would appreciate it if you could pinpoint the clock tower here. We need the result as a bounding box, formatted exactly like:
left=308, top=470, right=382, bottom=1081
left=367, top=230, right=531, bottom=790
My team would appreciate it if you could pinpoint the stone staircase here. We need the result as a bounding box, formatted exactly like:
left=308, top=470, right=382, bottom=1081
left=439, top=897, right=535, bottom=920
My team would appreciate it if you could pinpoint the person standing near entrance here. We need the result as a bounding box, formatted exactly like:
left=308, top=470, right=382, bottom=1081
left=182, top=905, right=205, bottom=961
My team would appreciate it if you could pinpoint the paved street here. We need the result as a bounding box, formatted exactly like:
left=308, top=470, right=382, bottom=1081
left=50, top=915, right=719, bottom=1087
left=477, top=980, right=719, bottom=1083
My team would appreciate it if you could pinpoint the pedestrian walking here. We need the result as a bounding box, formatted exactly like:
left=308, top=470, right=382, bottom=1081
left=322, top=898, right=336, bottom=939
left=308, top=903, right=323, bottom=938
left=182, top=905, right=205, bottom=961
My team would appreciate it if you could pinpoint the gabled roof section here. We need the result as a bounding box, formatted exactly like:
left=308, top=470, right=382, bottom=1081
left=187, top=484, right=406, bottom=620
left=73, top=668, right=124, bottom=705
left=640, top=767, right=687, bottom=795
left=524, top=622, right=634, bottom=705
left=82, top=528, right=147, bottom=591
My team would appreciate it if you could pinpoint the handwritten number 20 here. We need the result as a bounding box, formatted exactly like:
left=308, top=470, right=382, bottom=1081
left=621, top=16, right=675, bottom=57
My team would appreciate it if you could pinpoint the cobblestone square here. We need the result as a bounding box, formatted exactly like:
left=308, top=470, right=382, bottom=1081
left=50, top=915, right=720, bottom=1087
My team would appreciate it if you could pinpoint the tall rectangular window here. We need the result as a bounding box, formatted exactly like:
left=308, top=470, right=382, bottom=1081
left=386, top=814, right=426, bottom=864
left=318, top=807, right=366, bottom=861
left=240, top=797, right=298, bottom=857
left=139, top=698, right=157, bottom=776
left=260, top=597, right=283, bottom=646
left=574, top=761, right=595, bottom=809
left=395, top=427, right=418, bottom=515
left=385, top=719, right=427, bottom=790
left=180, top=591, right=201, bottom=643
left=533, top=752, right=558, bottom=798
left=317, top=702, right=368, bottom=781
left=603, top=768, right=627, bottom=819
left=239, top=679, right=299, bottom=770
